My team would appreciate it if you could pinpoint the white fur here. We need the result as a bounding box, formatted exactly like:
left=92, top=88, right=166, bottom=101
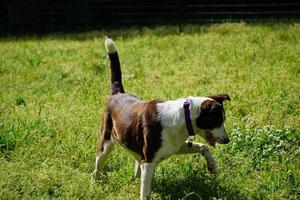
left=152, top=97, right=210, bottom=163
left=157, top=96, right=229, bottom=145
left=92, top=140, right=116, bottom=179
left=211, top=124, right=228, bottom=143
left=178, top=141, right=217, bottom=173
left=157, top=97, right=209, bottom=127
left=104, top=36, right=117, bottom=53
left=198, top=143, right=217, bottom=173
left=134, top=160, right=141, bottom=178
left=140, top=163, right=155, bottom=199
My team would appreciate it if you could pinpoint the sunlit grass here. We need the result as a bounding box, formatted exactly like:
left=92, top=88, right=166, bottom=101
left=0, top=22, right=299, bottom=199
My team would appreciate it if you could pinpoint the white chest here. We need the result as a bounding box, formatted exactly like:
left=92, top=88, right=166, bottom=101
left=152, top=127, right=188, bottom=163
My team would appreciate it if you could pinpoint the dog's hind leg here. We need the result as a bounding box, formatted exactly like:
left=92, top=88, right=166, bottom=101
left=92, top=140, right=116, bottom=180
left=140, top=163, right=155, bottom=200
left=92, top=112, right=116, bottom=180
left=134, top=160, right=141, bottom=178
left=177, top=141, right=217, bottom=174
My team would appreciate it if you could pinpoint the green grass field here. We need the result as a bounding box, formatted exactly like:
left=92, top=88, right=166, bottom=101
left=0, top=22, right=299, bottom=199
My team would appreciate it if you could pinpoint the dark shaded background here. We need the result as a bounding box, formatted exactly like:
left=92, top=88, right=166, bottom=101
left=1, top=0, right=300, bottom=34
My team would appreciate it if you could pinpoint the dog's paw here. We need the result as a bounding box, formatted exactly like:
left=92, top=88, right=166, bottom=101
left=92, top=170, right=99, bottom=181
left=207, top=159, right=217, bottom=174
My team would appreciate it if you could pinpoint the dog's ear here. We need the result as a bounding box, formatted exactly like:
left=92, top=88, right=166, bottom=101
left=201, top=100, right=219, bottom=111
left=209, top=93, right=231, bottom=105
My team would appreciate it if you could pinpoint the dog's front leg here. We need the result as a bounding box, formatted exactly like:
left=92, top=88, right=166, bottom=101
left=177, top=141, right=217, bottom=173
left=140, top=163, right=155, bottom=200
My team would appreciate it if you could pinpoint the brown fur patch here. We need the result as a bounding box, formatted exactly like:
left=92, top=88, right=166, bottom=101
left=97, top=112, right=113, bottom=155
left=99, top=93, right=163, bottom=163
left=209, top=93, right=231, bottom=104
left=196, top=100, right=225, bottom=130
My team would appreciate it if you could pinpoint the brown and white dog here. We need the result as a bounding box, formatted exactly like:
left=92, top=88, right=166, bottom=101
left=92, top=37, right=231, bottom=199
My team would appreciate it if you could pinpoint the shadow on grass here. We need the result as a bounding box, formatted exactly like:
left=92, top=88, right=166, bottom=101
left=0, top=25, right=184, bottom=41
left=153, top=169, right=245, bottom=200
left=1, top=20, right=297, bottom=42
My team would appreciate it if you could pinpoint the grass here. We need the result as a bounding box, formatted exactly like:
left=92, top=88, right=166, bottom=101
left=0, top=22, right=299, bottom=199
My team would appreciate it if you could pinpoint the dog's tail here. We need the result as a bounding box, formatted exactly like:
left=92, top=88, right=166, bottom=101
left=104, top=36, right=125, bottom=95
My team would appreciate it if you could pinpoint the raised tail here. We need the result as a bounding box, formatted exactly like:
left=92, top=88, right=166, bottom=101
left=104, top=37, right=125, bottom=95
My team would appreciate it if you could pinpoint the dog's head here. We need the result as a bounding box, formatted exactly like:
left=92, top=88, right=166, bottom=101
left=196, top=94, right=231, bottom=147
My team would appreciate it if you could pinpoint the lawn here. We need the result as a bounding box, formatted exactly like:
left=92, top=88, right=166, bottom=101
left=0, top=22, right=299, bottom=199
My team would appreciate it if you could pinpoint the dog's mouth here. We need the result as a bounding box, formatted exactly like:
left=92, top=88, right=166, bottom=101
left=204, top=130, right=216, bottom=147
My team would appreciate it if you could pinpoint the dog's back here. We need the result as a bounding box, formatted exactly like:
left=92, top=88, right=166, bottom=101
left=106, top=93, right=163, bottom=160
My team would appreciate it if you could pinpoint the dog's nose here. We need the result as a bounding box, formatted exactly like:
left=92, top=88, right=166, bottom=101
left=223, top=138, right=230, bottom=144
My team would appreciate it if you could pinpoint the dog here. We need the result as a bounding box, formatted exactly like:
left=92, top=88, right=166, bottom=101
left=92, top=37, right=231, bottom=199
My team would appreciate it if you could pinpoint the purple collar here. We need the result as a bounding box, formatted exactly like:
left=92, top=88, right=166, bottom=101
left=183, top=99, right=195, bottom=136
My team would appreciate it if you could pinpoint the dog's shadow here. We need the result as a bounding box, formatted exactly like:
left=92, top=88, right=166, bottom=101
left=152, top=165, right=244, bottom=200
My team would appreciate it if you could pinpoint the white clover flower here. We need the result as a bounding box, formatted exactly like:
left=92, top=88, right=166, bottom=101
left=294, top=148, right=300, bottom=156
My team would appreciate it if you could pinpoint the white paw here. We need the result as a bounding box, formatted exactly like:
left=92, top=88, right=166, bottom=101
left=92, top=170, right=99, bottom=180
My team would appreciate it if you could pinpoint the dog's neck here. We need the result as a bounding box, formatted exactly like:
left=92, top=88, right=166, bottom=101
left=157, top=97, right=210, bottom=129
